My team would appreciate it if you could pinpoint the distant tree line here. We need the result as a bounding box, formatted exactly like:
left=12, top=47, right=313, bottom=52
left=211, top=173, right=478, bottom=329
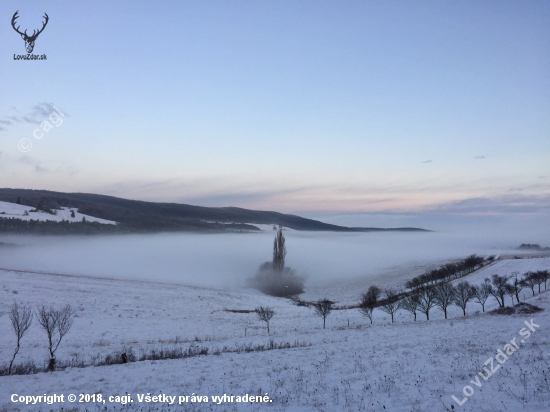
left=0, top=217, right=260, bottom=235
left=0, top=218, right=129, bottom=235
left=517, top=243, right=550, bottom=251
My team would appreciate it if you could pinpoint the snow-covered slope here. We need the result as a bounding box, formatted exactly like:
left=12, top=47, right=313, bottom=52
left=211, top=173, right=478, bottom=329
left=450, top=257, right=550, bottom=288
left=0, top=257, right=549, bottom=411
left=0, top=201, right=116, bottom=225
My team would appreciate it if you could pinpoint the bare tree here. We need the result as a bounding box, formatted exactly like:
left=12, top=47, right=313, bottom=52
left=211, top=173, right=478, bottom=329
left=400, top=293, right=420, bottom=321
left=255, top=306, right=275, bottom=334
left=535, top=270, right=549, bottom=293
left=522, top=272, right=538, bottom=296
left=37, top=304, right=75, bottom=371
left=539, top=270, right=549, bottom=291
left=510, top=272, right=524, bottom=303
left=358, top=286, right=381, bottom=324
left=452, top=281, right=475, bottom=316
left=489, top=274, right=509, bottom=307
left=506, top=283, right=516, bottom=305
left=417, top=287, right=436, bottom=320
left=434, top=283, right=455, bottom=319
left=9, top=302, right=33, bottom=375
left=473, top=281, right=492, bottom=312
left=313, top=298, right=333, bottom=329
left=379, top=289, right=401, bottom=323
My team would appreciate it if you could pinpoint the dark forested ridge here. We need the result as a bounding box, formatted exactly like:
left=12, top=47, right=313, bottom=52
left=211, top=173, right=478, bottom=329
left=0, top=188, right=430, bottom=234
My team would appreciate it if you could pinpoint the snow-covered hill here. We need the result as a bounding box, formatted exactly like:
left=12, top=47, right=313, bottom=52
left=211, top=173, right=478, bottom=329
left=0, top=257, right=549, bottom=411
left=0, top=201, right=116, bottom=225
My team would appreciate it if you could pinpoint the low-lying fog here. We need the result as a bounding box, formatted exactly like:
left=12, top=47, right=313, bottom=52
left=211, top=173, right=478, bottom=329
left=1, top=218, right=548, bottom=290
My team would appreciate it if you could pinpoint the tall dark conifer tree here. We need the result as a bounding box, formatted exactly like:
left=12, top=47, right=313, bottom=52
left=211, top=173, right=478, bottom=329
left=272, top=226, right=286, bottom=272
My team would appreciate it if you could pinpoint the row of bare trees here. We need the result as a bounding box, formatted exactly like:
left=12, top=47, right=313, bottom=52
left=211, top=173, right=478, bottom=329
left=255, top=298, right=335, bottom=333
left=7, top=302, right=75, bottom=375
left=405, top=255, right=488, bottom=290
left=251, top=269, right=549, bottom=332
left=360, top=270, right=549, bottom=324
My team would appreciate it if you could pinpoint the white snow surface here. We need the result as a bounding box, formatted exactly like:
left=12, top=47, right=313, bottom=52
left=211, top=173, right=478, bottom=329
left=0, top=256, right=549, bottom=411
left=0, top=201, right=116, bottom=224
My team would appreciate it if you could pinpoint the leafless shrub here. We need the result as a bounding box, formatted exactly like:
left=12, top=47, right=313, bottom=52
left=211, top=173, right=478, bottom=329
left=514, top=302, right=544, bottom=314
left=491, top=302, right=544, bottom=316
left=9, top=302, right=33, bottom=375
left=490, top=306, right=515, bottom=315
left=94, top=347, right=137, bottom=366
left=290, top=297, right=311, bottom=307
left=255, top=306, right=275, bottom=334
left=248, top=264, right=305, bottom=297
left=36, top=304, right=75, bottom=371
left=0, top=359, right=39, bottom=376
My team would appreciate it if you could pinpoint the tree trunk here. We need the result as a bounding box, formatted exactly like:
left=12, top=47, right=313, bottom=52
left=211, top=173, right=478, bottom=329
left=8, top=343, right=20, bottom=375
left=47, top=358, right=55, bottom=372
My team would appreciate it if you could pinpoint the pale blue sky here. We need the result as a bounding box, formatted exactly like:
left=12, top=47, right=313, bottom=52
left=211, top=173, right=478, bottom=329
left=1, top=1, right=549, bottom=221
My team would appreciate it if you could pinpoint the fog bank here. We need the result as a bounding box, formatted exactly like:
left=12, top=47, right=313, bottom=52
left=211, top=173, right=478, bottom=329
left=0, top=219, right=547, bottom=290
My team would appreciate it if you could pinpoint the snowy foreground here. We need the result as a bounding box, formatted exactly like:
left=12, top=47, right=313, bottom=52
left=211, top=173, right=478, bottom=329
left=0, top=257, right=549, bottom=411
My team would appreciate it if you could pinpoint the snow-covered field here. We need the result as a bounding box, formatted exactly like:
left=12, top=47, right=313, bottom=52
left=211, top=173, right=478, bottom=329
left=0, top=201, right=116, bottom=225
left=0, top=256, right=549, bottom=411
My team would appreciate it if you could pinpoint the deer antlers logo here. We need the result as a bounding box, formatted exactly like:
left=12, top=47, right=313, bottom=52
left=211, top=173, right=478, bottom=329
left=11, top=11, right=49, bottom=54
